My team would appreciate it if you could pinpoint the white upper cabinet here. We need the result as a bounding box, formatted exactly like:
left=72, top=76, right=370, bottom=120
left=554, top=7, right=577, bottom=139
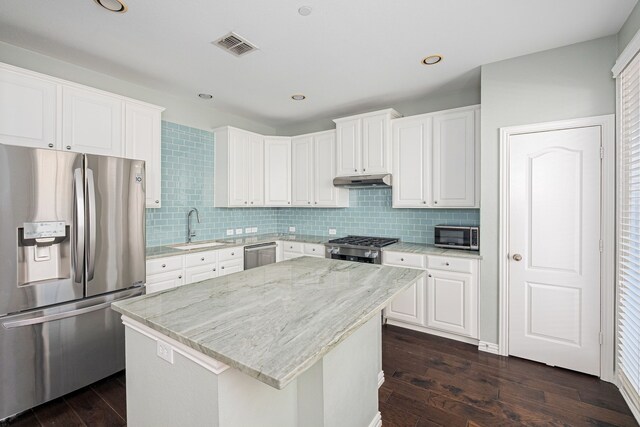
left=334, top=109, right=400, bottom=177
left=62, top=86, right=124, bottom=156
left=264, top=137, right=292, bottom=206
left=392, top=105, right=479, bottom=209
left=291, top=136, right=314, bottom=206
left=432, top=109, right=477, bottom=207
left=392, top=116, right=431, bottom=208
left=214, top=127, right=264, bottom=207
left=0, top=66, right=58, bottom=149
left=125, top=102, right=164, bottom=208
left=292, top=131, right=348, bottom=208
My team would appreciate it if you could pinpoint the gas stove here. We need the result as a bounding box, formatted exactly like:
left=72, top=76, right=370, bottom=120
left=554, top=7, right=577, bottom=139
left=324, top=235, right=399, bottom=264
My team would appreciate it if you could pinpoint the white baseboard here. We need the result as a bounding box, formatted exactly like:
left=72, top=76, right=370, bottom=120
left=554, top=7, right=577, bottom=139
left=368, top=411, right=382, bottom=427
left=478, top=341, right=500, bottom=355
left=386, top=319, right=479, bottom=346
left=377, top=370, right=384, bottom=388
left=619, top=372, right=640, bottom=424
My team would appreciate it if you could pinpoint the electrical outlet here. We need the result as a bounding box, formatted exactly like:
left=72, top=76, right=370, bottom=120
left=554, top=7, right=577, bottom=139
left=226, top=229, right=234, bottom=236
left=251, top=227, right=258, bottom=233
left=289, top=226, right=296, bottom=233
left=157, top=340, right=174, bottom=364
left=245, top=227, right=251, bottom=233
left=235, top=228, right=243, bottom=235
left=328, top=228, right=337, bottom=235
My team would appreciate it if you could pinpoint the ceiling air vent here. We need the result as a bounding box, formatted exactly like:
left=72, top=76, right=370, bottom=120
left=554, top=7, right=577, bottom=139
left=213, top=32, right=258, bottom=57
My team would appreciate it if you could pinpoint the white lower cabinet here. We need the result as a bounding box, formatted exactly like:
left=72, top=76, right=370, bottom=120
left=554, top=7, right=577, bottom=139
left=146, top=247, right=244, bottom=294
left=283, top=242, right=325, bottom=260
left=383, top=251, right=479, bottom=342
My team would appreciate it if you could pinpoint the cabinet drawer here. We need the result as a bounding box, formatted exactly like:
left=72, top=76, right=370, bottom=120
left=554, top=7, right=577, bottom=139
left=282, top=241, right=304, bottom=253
left=304, top=243, right=324, bottom=257
left=185, top=250, right=218, bottom=268
left=219, top=259, right=243, bottom=276
left=218, top=246, right=242, bottom=261
left=427, top=255, right=474, bottom=273
left=383, top=251, right=426, bottom=269
left=146, top=270, right=184, bottom=294
left=146, top=256, right=183, bottom=275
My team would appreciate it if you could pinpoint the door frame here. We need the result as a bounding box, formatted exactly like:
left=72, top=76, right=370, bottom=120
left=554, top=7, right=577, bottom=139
left=498, top=115, right=615, bottom=382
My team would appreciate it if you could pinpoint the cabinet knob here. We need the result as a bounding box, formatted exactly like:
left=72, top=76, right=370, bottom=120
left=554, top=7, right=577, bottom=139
left=288, top=202, right=290, bottom=204
left=445, top=262, right=450, bottom=266
left=423, top=201, right=427, bottom=204
left=244, top=201, right=248, bottom=204
left=251, top=201, right=254, bottom=204
left=434, top=201, right=438, bottom=204
left=314, top=201, right=317, bottom=204
left=178, top=275, right=182, bottom=279
left=155, top=200, right=159, bottom=204
left=354, top=169, right=357, bottom=172
left=162, top=264, right=166, bottom=268
left=400, top=258, right=404, bottom=262
left=48, top=143, right=54, bottom=148
left=213, top=268, right=216, bottom=271
left=308, top=201, right=311, bottom=204
left=221, top=266, right=225, bottom=269
left=428, top=274, right=432, bottom=278
left=66, top=145, right=71, bottom=150
left=201, top=257, right=205, bottom=261
left=312, top=248, right=316, bottom=251
left=231, top=252, right=235, bottom=256
left=363, top=168, right=366, bottom=172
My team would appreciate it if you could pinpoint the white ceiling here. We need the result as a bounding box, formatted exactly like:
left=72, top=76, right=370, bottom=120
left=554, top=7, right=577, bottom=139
left=0, top=0, right=635, bottom=127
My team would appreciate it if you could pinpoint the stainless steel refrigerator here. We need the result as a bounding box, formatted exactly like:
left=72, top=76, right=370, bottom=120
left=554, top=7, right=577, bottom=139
left=0, top=144, right=146, bottom=420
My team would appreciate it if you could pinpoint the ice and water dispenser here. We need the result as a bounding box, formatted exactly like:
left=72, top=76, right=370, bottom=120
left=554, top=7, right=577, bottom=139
left=17, top=221, right=71, bottom=286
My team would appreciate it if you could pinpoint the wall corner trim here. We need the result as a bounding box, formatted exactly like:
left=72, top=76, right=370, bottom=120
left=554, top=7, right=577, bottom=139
left=478, top=341, right=500, bottom=355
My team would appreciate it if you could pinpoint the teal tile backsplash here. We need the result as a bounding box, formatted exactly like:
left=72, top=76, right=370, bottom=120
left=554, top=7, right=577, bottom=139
left=146, top=121, right=479, bottom=247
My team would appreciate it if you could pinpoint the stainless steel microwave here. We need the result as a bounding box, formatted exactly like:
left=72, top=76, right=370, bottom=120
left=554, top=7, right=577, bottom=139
left=434, top=225, right=479, bottom=251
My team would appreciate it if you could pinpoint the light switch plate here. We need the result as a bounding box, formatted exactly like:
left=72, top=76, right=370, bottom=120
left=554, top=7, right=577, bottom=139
left=245, top=227, right=251, bottom=233
left=157, top=340, right=174, bottom=364
left=289, top=226, right=296, bottom=233
left=251, top=227, right=258, bottom=233
left=235, top=228, right=243, bottom=235
left=226, top=229, right=234, bottom=236
left=328, top=228, right=337, bottom=235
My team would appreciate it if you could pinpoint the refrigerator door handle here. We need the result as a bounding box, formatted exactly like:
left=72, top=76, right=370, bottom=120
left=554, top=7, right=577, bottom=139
left=2, top=287, right=144, bottom=329
left=73, top=168, right=85, bottom=284
left=86, top=168, right=97, bottom=281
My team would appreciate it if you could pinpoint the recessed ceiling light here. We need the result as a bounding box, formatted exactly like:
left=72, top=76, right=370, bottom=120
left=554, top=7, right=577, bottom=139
left=422, top=55, right=443, bottom=65
left=198, top=93, right=213, bottom=100
left=298, top=6, right=312, bottom=16
left=291, top=94, right=306, bottom=101
left=93, top=0, right=128, bottom=13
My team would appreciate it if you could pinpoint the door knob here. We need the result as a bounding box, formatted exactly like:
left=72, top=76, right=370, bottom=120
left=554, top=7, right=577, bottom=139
left=512, top=254, right=522, bottom=261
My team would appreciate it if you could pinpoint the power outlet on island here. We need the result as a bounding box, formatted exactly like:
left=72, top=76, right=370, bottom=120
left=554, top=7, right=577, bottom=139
left=289, top=226, right=296, bottom=233
left=328, top=228, right=337, bottom=235
left=157, top=340, right=174, bottom=364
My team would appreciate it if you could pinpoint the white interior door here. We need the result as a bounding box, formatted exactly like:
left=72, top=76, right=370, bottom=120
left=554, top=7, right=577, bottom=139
left=508, top=125, right=601, bottom=375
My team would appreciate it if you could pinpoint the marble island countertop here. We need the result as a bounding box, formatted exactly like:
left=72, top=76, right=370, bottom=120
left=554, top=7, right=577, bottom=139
left=146, top=233, right=481, bottom=260
left=112, top=257, right=425, bottom=389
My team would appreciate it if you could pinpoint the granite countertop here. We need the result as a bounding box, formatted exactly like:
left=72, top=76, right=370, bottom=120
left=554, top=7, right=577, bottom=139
left=146, top=233, right=330, bottom=260
left=112, top=257, right=425, bottom=389
left=383, top=242, right=482, bottom=260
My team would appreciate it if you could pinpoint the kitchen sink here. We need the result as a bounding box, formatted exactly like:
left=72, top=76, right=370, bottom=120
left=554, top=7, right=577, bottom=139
left=171, top=242, right=226, bottom=250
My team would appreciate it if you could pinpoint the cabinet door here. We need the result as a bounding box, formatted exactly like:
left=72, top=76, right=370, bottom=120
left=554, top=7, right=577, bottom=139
left=362, top=114, right=390, bottom=174
left=264, top=137, right=291, bottom=206
left=247, top=133, right=264, bottom=206
left=0, top=68, right=58, bottom=149
left=425, top=269, right=477, bottom=337
left=185, top=264, right=216, bottom=285
left=62, top=86, right=123, bottom=156
left=219, top=261, right=243, bottom=276
left=291, top=136, right=314, bottom=206
left=125, top=103, right=162, bottom=208
left=336, top=119, right=361, bottom=176
left=146, top=271, right=184, bottom=294
left=385, top=276, right=425, bottom=326
left=314, top=132, right=338, bottom=206
left=432, top=110, right=475, bottom=207
left=392, top=118, right=430, bottom=207
left=228, top=129, right=249, bottom=206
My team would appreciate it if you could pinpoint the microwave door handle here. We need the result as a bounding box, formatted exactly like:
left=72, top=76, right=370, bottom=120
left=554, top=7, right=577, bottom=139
left=86, top=168, right=97, bottom=281
left=73, top=168, right=85, bottom=284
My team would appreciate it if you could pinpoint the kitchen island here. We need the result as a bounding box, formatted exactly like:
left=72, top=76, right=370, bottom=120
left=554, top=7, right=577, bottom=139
left=112, top=256, right=424, bottom=427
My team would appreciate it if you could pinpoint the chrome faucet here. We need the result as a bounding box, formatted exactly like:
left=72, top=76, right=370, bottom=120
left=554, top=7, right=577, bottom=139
left=187, top=208, right=200, bottom=244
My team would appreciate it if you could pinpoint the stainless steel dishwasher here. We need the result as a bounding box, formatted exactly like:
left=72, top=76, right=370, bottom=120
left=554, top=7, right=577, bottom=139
left=244, top=242, right=277, bottom=270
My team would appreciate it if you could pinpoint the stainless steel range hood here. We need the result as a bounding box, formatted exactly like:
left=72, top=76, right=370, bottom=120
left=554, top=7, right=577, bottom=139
left=333, top=174, right=392, bottom=188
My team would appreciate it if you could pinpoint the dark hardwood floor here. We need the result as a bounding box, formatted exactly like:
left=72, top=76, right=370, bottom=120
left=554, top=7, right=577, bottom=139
left=2, top=325, right=637, bottom=426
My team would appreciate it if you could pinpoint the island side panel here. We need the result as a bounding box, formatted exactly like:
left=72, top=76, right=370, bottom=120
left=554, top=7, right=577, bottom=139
left=124, top=327, right=220, bottom=427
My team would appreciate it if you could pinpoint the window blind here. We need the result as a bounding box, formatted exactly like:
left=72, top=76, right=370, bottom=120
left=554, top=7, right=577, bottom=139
left=619, top=51, right=640, bottom=409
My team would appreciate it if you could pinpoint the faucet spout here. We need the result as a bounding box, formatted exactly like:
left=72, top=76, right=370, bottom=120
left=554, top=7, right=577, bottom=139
left=187, top=208, right=200, bottom=244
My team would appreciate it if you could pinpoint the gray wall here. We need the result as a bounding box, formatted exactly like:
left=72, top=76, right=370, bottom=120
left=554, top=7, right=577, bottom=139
left=276, top=85, right=481, bottom=136
left=479, top=35, right=617, bottom=344
left=0, top=41, right=276, bottom=135
left=619, top=1, right=640, bottom=53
